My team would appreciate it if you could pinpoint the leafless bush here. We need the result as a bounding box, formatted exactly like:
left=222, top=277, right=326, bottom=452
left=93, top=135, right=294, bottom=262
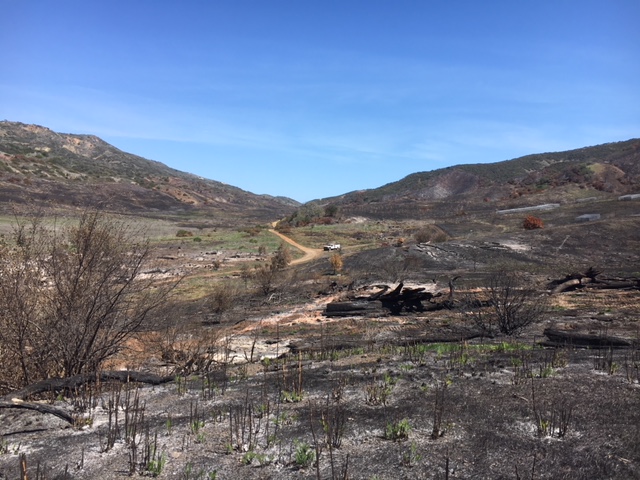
left=414, top=225, right=448, bottom=244
left=0, top=210, right=179, bottom=392
left=146, top=324, right=224, bottom=376
left=122, top=387, right=146, bottom=474
left=431, top=377, right=450, bottom=439
left=271, top=242, right=292, bottom=270
left=364, top=373, right=395, bottom=406
left=530, top=380, right=573, bottom=438
left=252, top=244, right=292, bottom=297
left=624, top=346, right=640, bottom=383
left=329, top=253, right=343, bottom=275
left=321, top=394, right=348, bottom=449
left=511, top=349, right=534, bottom=385
left=594, top=347, right=619, bottom=375
left=206, top=281, right=240, bottom=323
left=308, top=396, right=349, bottom=480
left=102, top=384, right=122, bottom=452
left=279, top=354, right=305, bottom=402
left=228, top=392, right=263, bottom=452
left=468, top=270, right=548, bottom=336
left=252, top=262, right=279, bottom=296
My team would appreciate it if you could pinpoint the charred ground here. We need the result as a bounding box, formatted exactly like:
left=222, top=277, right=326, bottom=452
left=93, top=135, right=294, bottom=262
left=1, top=206, right=639, bottom=479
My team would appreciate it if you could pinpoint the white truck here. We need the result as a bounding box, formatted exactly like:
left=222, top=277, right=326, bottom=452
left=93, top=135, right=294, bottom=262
left=323, top=243, right=341, bottom=251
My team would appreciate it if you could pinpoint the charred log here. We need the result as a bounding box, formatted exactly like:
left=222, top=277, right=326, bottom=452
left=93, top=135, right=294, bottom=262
left=367, top=285, right=390, bottom=300
left=325, top=283, right=444, bottom=316
left=0, top=371, right=175, bottom=425
left=585, top=280, right=640, bottom=290
left=0, top=400, right=75, bottom=425
left=2, top=371, right=174, bottom=403
left=324, top=301, right=385, bottom=317
left=542, top=328, right=635, bottom=349
left=550, top=278, right=593, bottom=294
left=548, top=268, right=639, bottom=294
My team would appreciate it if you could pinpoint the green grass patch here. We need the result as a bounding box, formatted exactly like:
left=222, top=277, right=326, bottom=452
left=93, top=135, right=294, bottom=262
left=282, top=222, right=397, bottom=250
left=404, top=341, right=533, bottom=357
left=148, top=226, right=295, bottom=256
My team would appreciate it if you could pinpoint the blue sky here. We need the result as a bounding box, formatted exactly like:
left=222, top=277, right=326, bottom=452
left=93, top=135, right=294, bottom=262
left=1, top=1, right=638, bottom=202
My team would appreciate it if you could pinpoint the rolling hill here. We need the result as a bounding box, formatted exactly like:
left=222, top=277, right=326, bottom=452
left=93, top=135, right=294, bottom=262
left=0, top=121, right=298, bottom=223
left=308, top=138, right=640, bottom=220
left=2, top=121, right=638, bottom=225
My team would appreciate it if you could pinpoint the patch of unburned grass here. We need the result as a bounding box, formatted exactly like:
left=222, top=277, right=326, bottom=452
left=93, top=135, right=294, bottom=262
left=151, top=227, right=287, bottom=254
left=282, top=222, right=392, bottom=249
left=163, top=274, right=218, bottom=304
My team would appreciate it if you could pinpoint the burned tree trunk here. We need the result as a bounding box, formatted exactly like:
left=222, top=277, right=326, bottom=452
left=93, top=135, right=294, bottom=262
left=0, top=400, right=76, bottom=424
left=0, top=371, right=175, bottom=425
left=324, top=301, right=385, bottom=317
left=548, top=267, right=639, bottom=294
left=1, top=371, right=174, bottom=402
left=550, top=278, right=593, bottom=294
left=542, top=328, right=635, bottom=349
left=325, top=283, right=444, bottom=316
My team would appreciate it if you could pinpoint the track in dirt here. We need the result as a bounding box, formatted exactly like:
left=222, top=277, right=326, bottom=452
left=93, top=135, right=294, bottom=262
left=268, top=228, right=324, bottom=265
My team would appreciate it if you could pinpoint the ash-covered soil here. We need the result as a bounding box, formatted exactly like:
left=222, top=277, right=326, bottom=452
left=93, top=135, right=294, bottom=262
left=1, top=286, right=639, bottom=480
left=1, top=208, right=639, bottom=479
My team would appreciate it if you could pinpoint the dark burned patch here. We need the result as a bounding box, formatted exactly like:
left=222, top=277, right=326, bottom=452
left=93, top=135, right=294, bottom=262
left=2, top=297, right=640, bottom=480
left=0, top=167, right=637, bottom=478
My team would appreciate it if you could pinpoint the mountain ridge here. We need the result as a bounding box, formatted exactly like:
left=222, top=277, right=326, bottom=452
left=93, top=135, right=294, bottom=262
left=305, top=137, right=640, bottom=220
left=2, top=121, right=638, bottom=223
left=0, top=121, right=299, bottom=223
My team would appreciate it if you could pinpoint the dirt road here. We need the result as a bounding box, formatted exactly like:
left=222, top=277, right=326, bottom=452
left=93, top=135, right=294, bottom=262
left=268, top=221, right=325, bottom=265
left=268, top=228, right=324, bottom=265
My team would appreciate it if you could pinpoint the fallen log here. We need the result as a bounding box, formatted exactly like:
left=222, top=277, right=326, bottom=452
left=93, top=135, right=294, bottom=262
left=0, top=371, right=175, bottom=426
left=326, top=301, right=382, bottom=312
left=288, top=339, right=363, bottom=354
left=542, top=328, right=634, bottom=348
left=550, top=277, right=593, bottom=294
left=326, top=282, right=445, bottom=316
left=324, top=301, right=384, bottom=317
left=367, top=285, right=390, bottom=300
left=585, top=280, right=640, bottom=290
left=550, top=278, right=639, bottom=294
left=0, top=400, right=75, bottom=425
left=548, top=267, right=639, bottom=294
left=2, top=371, right=174, bottom=403
left=379, top=282, right=404, bottom=300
